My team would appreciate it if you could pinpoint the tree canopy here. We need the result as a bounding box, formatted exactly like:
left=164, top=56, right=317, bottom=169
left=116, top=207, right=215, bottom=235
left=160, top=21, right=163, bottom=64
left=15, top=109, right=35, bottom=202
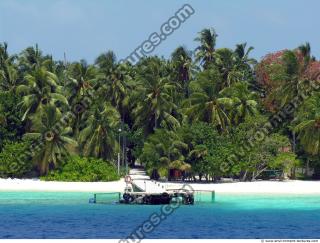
left=0, top=28, right=319, bottom=181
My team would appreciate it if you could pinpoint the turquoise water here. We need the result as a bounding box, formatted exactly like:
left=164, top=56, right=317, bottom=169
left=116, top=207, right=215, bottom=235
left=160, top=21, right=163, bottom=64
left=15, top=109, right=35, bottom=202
left=0, top=192, right=320, bottom=238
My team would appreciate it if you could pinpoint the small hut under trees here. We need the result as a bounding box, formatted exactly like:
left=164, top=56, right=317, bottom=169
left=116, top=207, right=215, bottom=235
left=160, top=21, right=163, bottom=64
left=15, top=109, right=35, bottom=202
left=168, top=160, right=191, bottom=181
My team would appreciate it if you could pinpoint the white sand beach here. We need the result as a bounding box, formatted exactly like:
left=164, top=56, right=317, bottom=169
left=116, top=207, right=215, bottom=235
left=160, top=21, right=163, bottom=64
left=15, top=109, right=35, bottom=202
left=1, top=178, right=320, bottom=195
left=165, top=180, right=320, bottom=195
left=0, top=178, right=127, bottom=193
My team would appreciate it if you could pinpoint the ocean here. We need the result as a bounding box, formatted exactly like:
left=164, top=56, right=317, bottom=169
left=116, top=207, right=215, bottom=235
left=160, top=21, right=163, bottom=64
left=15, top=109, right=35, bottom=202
left=0, top=191, right=320, bottom=239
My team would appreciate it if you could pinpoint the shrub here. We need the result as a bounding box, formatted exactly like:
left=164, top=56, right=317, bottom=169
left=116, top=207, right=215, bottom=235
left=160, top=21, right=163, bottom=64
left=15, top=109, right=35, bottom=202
left=0, top=140, right=33, bottom=178
left=41, top=156, right=120, bottom=182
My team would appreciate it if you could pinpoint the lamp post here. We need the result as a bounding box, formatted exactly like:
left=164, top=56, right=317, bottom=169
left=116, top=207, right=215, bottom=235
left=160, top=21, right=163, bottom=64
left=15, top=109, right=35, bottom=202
left=118, top=128, right=122, bottom=175
left=123, top=129, right=127, bottom=175
left=125, top=148, right=128, bottom=175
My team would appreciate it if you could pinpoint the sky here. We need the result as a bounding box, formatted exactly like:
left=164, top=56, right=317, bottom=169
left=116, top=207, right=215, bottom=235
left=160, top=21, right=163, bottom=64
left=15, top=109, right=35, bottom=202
left=0, top=0, right=319, bottom=63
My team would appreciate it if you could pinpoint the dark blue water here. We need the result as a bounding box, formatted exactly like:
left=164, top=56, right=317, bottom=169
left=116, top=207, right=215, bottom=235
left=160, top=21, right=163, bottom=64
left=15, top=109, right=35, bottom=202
left=0, top=192, right=320, bottom=239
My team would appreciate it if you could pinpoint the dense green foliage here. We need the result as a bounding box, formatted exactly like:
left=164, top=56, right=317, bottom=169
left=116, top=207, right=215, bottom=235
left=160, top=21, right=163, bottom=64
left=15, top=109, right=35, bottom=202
left=140, top=121, right=297, bottom=181
left=0, top=91, right=25, bottom=149
left=42, top=156, right=119, bottom=182
left=0, top=28, right=319, bottom=181
left=0, top=140, right=33, bottom=178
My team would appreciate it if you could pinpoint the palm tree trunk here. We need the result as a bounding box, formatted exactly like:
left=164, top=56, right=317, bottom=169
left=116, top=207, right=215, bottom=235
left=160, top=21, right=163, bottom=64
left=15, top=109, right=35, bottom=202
left=305, top=159, right=310, bottom=177
left=292, top=131, right=296, bottom=153
left=154, top=114, right=157, bottom=130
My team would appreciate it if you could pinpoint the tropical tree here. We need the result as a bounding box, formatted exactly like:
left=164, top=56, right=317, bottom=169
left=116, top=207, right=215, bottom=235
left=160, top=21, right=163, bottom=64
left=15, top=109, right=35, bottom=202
left=0, top=42, right=20, bottom=93
left=234, top=43, right=256, bottom=67
left=101, top=63, right=131, bottom=114
left=297, top=42, right=313, bottom=68
left=17, top=67, right=68, bottom=121
left=183, top=69, right=233, bottom=131
left=221, top=82, right=258, bottom=124
left=79, top=103, right=120, bottom=161
left=294, top=93, right=320, bottom=155
left=24, top=105, right=77, bottom=175
left=0, top=62, right=19, bottom=93
left=96, top=59, right=133, bottom=166
left=233, top=115, right=292, bottom=181
left=95, top=50, right=117, bottom=76
left=95, top=53, right=134, bottom=127
left=133, top=57, right=180, bottom=133
left=17, top=45, right=54, bottom=74
left=65, top=60, right=97, bottom=103
left=194, top=28, right=218, bottom=69
left=213, top=45, right=256, bottom=88
left=233, top=43, right=257, bottom=83
left=0, top=91, right=25, bottom=149
left=3, top=28, right=315, bottom=182
left=139, top=129, right=188, bottom=176
left=0, top=42, right=12, bottom=66
left=171, top=46, right=194, bottom=98
left=256, top=46, right=317, bottom=111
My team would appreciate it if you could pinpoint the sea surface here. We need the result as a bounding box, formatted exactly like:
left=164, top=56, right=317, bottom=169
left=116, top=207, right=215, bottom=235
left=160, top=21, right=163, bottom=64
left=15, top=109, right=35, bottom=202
left=0, top=191, right=320, bottom=239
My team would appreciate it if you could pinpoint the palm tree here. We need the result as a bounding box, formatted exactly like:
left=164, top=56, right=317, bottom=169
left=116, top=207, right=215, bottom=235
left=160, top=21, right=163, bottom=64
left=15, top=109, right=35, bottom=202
left=96, top=60, right=133, bottom=159
left=0, top=42, right=19, bottom=93
left=17, top=67, right=68, bottom=121
left=171, top=46, right=194, bottom=98
left=95, top=50, right=117, bottom=75
left=95, top=54, right=135, bottom=167
left=234, top=43, right=256, bottom=66
left=214, top=48, right=237, bottom=87
left=63, top=61, right=97, bottom=139
left=194, top=28, right=218, bottom=69
left=234, top=43, right=256, bottom=79
left=298, top=42, right=313, bottom=68
left=294, top=93, right=320, bottom=155
left=187, top=144, right=208, bottom=181
left=95, top=53, right=133, bottom=123
left=213, top=45, right=256, bottom=88
left=17, top=45, right=52, bottom=74
left=79, top=104, right=120, bottom=160
left=133, top=57, right=180, bottom=133
left=0, top=42, right=16, bottom=68
left=105, top=63, right=131, bottom=112
left=0, top=42, right=10, bottom=65
left=140, top=129, right=189, bottom=172
left=234, top=43, right=258, bottom=91
left=221, top=82, right=258, bottom=124
left=0, top=62, right=19, bottom=93
left=65, top=60, right=97, bottom=103
left=273, top=50, right=307, bottom=108
left=24, top=105, right=77, bottom=175
left=183, top=70, right=233, bottom=131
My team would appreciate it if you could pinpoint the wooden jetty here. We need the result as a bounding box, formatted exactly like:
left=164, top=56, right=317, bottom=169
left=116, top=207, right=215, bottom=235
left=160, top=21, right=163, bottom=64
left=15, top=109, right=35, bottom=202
left=91, top=187, right=215, bottom=205
left=119, top=190, right=195, bottom=205
left=90, top=173, right=214, bottom=205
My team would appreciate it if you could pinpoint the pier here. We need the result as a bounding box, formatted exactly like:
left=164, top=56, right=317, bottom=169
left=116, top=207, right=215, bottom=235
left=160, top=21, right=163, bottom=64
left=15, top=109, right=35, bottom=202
left=91, top=168, right=215, bottom=205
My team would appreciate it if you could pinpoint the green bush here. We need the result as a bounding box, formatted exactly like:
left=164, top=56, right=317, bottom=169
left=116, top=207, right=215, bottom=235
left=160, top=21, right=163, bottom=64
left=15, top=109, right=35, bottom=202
left=41, top=156, right=120, bottom=182
left=0, top=91, right=25, bottom=151
left=0, top=140, right=33, bottom=178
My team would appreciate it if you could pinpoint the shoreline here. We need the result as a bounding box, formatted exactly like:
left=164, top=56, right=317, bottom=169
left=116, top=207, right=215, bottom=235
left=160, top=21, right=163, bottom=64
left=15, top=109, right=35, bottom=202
left=0, top=178, right=126, bottom=193
left=1, top=178, right=320, bottom=195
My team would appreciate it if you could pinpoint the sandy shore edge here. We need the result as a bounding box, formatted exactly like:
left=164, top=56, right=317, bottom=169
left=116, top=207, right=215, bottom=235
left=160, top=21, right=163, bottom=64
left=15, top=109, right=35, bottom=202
left=1, top=179, right=320, bottom=194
